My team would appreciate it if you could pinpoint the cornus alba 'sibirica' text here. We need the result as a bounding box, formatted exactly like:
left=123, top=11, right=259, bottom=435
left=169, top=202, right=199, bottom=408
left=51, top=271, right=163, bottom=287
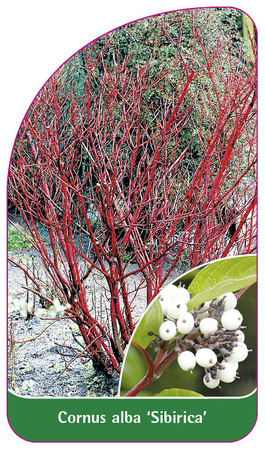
left=153, top=284, right=250, bottom=389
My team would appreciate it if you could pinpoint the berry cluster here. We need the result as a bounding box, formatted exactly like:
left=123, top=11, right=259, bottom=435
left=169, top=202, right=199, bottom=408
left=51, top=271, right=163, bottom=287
left=151, top=283, right=249, bottom=389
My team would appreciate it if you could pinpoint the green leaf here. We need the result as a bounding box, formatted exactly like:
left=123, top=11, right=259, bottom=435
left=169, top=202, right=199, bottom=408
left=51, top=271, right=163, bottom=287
left=155, top=388, right=203, bottom=397
left=187, top=255, right=256, bottom=310
left=120, top=344, right=148, bottom=393
left=133, top=297, right=163, bottom=348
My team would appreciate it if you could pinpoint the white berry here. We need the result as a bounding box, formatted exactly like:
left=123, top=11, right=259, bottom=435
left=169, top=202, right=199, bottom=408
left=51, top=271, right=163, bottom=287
left=195, top=348, right=217, bottom=368
left=224, top=357, right=239, bottom=370
left=159, top=284, right=189, bottom=315
left=203, top=374, right=220, bottom=389
left=221, top=309, right=243, bottom=330
left=199, top=317, right=218, bottom=336
left=159, top=284, right=181, bottom=302
left=229, top=342, right=248, bottom=362
left=235, top=330, right=245, bottom=343
left=159, top=296, right=171, bottom=315
left=178, top=351, right=196, bottom=371
left=175, top=286, right=190, bottom=304
left=216, top=292, right=237, bottom=310
left=167, top=300, right=188, bottom=319
left=196, top=312, right=207, bottom=320
left=159, top=320, right=177, bottom=341
left=159, top=285, right=180, bottom=314
left=177, top=312, right=194, bottom=334
left=217, top=361, right=237, bottom=383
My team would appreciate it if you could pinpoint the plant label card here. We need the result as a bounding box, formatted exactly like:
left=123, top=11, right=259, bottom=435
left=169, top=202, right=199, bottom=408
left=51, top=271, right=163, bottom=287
left=7, top=5, right=257, bottom=444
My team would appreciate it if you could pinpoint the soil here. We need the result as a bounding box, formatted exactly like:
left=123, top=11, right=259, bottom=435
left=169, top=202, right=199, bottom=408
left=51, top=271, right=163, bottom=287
left=8, top=247, right=180, bottom=398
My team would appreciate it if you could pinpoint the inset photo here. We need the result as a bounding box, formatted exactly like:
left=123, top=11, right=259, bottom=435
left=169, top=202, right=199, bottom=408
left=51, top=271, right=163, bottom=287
left=119, top=255, right=256, bottom=397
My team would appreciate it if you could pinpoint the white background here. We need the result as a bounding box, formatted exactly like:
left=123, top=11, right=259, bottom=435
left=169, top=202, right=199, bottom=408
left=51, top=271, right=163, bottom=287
left=1, top=1, right=264, bottom=449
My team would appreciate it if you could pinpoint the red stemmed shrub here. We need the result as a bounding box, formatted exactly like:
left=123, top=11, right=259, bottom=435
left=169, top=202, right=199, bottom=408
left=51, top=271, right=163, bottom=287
left=8, top=10, right=256, bottom=375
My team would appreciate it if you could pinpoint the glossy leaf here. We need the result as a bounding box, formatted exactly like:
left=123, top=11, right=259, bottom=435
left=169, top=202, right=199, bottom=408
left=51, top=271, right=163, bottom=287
left=187, top=255, right=256, bottom=310
left=120, top=344, right=148, bottom=392
left=132, top=297, right=163, bottom=348
left=155, top=388, right=203, bottom=397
